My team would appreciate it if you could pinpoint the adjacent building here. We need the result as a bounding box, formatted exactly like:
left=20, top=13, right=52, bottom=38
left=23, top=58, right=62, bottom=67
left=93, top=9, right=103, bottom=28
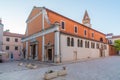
left=107, top=34, right=119, bottom=55
left=0, top=19, right=24, bottom=60
left=107, top=35, right=120, bottom=45
left=2, top=31, right=24, bottom=60
left=0, top=19, right=3, bottom=51
left=22, top=6, right=109, bottom=63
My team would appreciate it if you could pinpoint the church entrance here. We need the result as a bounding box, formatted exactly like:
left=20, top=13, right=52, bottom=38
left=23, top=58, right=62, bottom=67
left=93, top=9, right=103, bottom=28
left=29, top=39, right=38, bottom=60
left=48, top=49, right=52, bottom=61
left=45, top=43, right=54, bottom=62
left=32, top=44, right=36, bottom=59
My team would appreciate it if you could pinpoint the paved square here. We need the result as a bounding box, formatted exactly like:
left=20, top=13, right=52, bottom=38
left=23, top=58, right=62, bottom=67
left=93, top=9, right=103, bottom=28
left=0, top=56, right=120, bottom=80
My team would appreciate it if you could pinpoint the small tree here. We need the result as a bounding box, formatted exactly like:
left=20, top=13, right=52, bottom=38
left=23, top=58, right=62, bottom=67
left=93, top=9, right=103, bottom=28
left=5, top=29, right=10, bottom=32
left=114, top=40, right=120, bottom=51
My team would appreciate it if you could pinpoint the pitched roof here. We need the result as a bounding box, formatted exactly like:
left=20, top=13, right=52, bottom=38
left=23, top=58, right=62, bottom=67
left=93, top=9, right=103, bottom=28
left=45, top=7, right=105, bottom=35
left=26, top=6, right=105, bottom=36
left=112, top=35, right=120, bottom=38
left=107, top=35, right=120, bottom=39
left=3, top=31, right=24, bottom=38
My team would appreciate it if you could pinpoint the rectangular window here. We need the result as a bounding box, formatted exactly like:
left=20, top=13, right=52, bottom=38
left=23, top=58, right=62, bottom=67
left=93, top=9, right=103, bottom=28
left=6, top=38, right=10, bottom=42
left=61, top=21, right=65, bottom=29
left=15, top=46, right=18, bottom=50
left=15, top=38, right=18, bottom=42
left=6, top=46, right=9, bottom=50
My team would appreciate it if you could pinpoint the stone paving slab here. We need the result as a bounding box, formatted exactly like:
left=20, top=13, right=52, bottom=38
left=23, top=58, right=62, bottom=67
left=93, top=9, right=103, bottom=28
left=1, top=56, right=120, bottom=80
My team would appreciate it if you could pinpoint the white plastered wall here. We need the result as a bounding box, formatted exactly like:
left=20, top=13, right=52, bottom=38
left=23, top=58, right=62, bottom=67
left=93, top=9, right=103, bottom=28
left=60, top=34, right=109, bottom=62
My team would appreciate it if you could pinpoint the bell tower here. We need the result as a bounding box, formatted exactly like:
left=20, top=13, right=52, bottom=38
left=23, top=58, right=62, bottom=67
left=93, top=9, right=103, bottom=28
left=82, top=10, right=91, bottom=28
left=0, top=18, right=4, bottom=51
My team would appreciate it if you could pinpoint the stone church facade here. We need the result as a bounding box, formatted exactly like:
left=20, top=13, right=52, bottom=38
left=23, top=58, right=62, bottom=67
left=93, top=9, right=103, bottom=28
left=22, top=7, right=109, bottom=63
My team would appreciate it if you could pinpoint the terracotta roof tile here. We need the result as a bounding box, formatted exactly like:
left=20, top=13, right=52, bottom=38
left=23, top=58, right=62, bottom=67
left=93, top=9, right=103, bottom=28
left=112, top=35, right=120, bottom=38
left=3, top=31, right=25, bottom=38
left=45, top=7, right=105, bottom=35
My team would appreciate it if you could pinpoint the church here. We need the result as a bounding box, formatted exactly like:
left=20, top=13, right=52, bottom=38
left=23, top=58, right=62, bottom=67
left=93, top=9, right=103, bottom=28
left=22, top=6, right=109, bottom=63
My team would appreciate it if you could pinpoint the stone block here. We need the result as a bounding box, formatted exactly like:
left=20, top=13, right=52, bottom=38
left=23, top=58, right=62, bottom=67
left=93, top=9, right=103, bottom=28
left=57, top=70, right=67, bottom=76
left=18, top=62, right=23, bottom=66
left=44, top=71, right=58, bottom=80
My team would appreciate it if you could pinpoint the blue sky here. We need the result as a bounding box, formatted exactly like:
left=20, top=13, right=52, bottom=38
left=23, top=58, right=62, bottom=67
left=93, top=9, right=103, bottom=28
left=0, top=0, right=120, bottom=35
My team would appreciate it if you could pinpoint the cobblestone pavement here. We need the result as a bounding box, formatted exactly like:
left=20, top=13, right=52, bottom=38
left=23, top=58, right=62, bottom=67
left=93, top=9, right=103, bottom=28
left=1, top=56, right=120, bottom=80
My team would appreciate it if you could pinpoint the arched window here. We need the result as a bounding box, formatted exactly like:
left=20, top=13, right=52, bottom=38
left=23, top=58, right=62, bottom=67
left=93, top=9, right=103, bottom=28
left=91, top=42, right=95, bottom=48
left=77, top=39, right=80, bottom=47
left=84, top=30, right=87, bottom=36
left=85, top=41, right=87, bottom=48
left=93, top=43, right=95, bottom=48
left=96, top=43, right=99, bottom=49
left=80, top=40, right=83, bottom=47
left=100, top=37, right=103, bottom=42
left=67, top=37, right=70, bottom=46
left=71, top=38, right=74, bottom=47
left=74, top=26, right=78, bottom=33
left=92, top=33, right=94, bottom=38
left=61, top=21, right=65, bottom=29
left=88, top=41, right=89, bottom=48
left=91, top=42, right=92, bottom=48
